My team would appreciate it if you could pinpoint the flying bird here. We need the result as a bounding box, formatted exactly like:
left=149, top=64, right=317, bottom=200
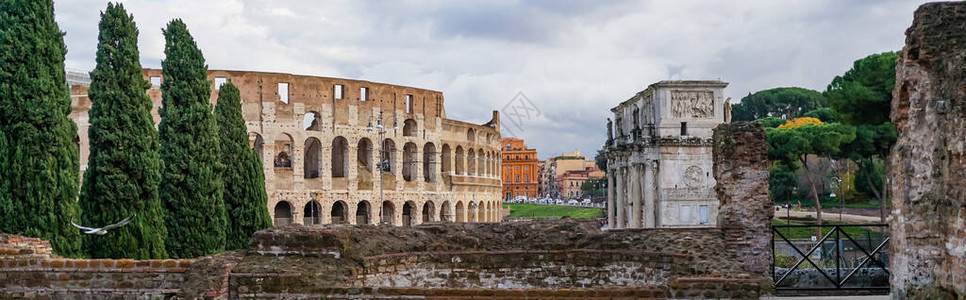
left=71, top=214, right=136, bottom=235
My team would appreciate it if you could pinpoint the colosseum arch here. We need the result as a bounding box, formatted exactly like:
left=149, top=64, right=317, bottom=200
left=304, top=111, right=322, bottom=131
left=423, top=143, right=436, bottom=182
left=422, top=200, right=435, bottom=223
left=330, top=200, right=348, bottom=224
left=274, top=133, right=293, bottom=168
left=455, top=146, right=465, bottom=175
left=441, top=144, right=451, bottom=174
left=381, top=139, right=397, bottom=174
left=274, top=201, right=293, bottom=225
left=467, top=148, right=476, bottom=176
left=356, top=201, right=371, bottom=225
left=477, top=148, right=485, bottom=176
left=380, top=201, right=395, bottom=225
left=402, top=142, right=418, bottom=181
left=467, top=128, right=476, bottom=142
left=357, top=138, right=372, bottom=172
left=304, top=137, right=322, bottom=179
left=455, top=201, right=465, bottom=222
left=332, top=136, right=349, bottom=178
left=303, top=201, right=321, bottom=225
left=468, top=201, right=477, bottom=222
left=402, top=201, right=416, bottom=227
left=481, top=202, right=489, bottom=222
left=248, top=132, right=264, bottom=160
left=439, top=201, right=452, bottom=222
left=403, top=119, right=417, bottom=137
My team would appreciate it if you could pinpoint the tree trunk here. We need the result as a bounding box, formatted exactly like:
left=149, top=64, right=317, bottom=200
left=800, top=155, right=822, bottom=237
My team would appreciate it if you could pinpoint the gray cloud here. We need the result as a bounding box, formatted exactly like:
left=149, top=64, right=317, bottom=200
left=54, top=0, right=928, bottom=160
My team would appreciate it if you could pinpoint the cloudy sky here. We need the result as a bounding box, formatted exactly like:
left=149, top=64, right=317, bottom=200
left=55, top=0, right=928, bottom=160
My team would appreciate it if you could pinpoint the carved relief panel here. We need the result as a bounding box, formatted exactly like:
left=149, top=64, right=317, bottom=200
left=670, top=90, right=714, bottom=118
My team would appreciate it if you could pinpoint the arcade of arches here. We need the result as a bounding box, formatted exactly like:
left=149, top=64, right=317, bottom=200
left=69, top=69, right=505, bottom=227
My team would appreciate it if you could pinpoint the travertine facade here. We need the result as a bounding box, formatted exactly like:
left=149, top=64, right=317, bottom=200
left=604, top=80, right=728, bottom=228
left=70, top=69, right=503, bottom=227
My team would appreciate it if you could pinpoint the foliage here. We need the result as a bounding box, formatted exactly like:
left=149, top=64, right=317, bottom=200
left=854, top=158, right=884, bottom=202
left=158, top=19, right=226, bottom=258
left=215, top=82, right=272, bottom=250
left=802, top=108, right=837, bottom=123
left=580, top=177, right=607, bottom=197
left=824, top=51, right=899, bottom=126
left=0, top=0, right=82, bottom=256
left=503, top=204, right=603, bottom=219
left=594, top=148, right=607, bottom=171
left=769, top=164, right=798, bottom=205
left=756, top=117, right=787, bottom=129
left=731, top=87, right=826, bottom=121
left=831, top=166, right=857, bottom=203
left=777, top=117, right=822, bottom=129
left=79, top=3, right=167, bottom=259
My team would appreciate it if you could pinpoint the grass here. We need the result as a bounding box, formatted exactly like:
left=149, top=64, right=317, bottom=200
left=503, top=204, right=604, bottom=219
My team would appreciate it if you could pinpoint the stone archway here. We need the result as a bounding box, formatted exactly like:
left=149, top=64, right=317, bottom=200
left=402, top=201, right=415, bottom=227
left=422, top=201, right=435, bottom=223
left=330, top=201, right=348, bottom=224
left=356, top=201, right=371, bottom=225
left=440, top=201, right=452, bottom=222
left=303, top=201, right=321, bottom=225
left=380, top=201, right=395, bottom=225
left=274, top=201, right=292, bottom=225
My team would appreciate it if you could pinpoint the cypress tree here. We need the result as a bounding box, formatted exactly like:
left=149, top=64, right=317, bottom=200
left=158, top=19, right=226, bottom=258
left=0, top=0, right=82, bottom=256
left=215, top=82, right=272, bottom=250
left=79, top=3, right=167, bottom=259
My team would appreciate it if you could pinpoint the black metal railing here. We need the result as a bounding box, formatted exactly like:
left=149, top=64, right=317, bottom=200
left=772, top=224, right=889, bottom=293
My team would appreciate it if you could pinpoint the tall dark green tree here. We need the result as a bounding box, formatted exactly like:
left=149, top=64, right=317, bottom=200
left=825, top=51, right=899, bottom=223
left=0, top=0, right=82, bottom=256
left=158, top=19, right=226, bottom=258
left=731, top=87, right=827, bottom=121
left=215, top=82, right=271, bottom=250
left=79, top=3, right=167, bottom=259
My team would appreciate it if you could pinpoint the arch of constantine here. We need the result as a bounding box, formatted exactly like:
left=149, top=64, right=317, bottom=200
left=69, top=69, right=504, bottom=227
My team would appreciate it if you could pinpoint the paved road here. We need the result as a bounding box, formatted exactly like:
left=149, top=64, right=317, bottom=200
left=773, top=207, right=885, bottom=224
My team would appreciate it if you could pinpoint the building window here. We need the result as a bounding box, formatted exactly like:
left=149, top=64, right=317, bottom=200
left=681, top=205, right=692, bottom=223
left=214, top=77, right=227, bottom=90
left=506, top=144, right=511, bottom=151
left=524, top=166, right=528, bottom=171
left=515, top=175, right=519, bottom=183
left=150, top=76, right=161, bottom=87
left=681, top=122, right=688, bottom=136
left=524, top=175, right=528, bottom=182
left=406, top=94, right=413, bottom=113
left=278, top=83, right=289, bottom=104
left=360, top=87, right=369, bottom=101
left=334, top=84, right=344, bottom=99
left=699, top=205, right=709, bottom=224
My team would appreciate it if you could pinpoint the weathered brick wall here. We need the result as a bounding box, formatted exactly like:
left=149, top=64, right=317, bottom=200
left=713, top=122, right=773, bottom=280
left=890, top=2, right=966, bottom=298
left=0, top=234, right=55, bottom=260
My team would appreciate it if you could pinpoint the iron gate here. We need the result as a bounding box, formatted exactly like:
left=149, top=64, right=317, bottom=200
left=771, top=224, right=889, bottom=294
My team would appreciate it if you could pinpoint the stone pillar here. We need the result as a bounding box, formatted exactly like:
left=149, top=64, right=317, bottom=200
left=712, top=122, right=772, bottom=281
left=630, top=164, right=642, bottom=228
left=607, top=171, right=616, bottom=227
left=614, top=167, right=625, bottom=229
left=413, top=202, right=423, bottom=226
left=644, top=160, right=657, bottom=228
left=346, top=202, right=358, bottom=225
left=889, top=3, right=966, bottom=297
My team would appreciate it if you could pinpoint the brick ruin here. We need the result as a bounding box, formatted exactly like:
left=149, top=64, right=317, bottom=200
left=889, top=2, right=966, bottom=298
left=0, top=122, right=773, bottom=299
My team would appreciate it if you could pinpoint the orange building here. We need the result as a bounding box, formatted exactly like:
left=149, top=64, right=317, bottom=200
left=501, top=138, right=538, bottom=200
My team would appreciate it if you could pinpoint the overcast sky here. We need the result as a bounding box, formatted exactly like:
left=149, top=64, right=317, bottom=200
left=55, top=0, right=928, bottom=160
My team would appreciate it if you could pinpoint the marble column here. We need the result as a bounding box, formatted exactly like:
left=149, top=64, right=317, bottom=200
left=644, top=160, right=658, bottom=228
left=615, top=167, right=625, bottom=228
left=631, top=164, right=643, bottom=228
left=607, top=172, right=615, bottom=227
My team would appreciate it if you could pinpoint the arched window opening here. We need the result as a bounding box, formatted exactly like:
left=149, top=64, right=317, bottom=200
left=274, top=201, right=292, bottom=225
left=331, top=201, right=348, bottom=224
left=441, top=144, right=452, bottom=174
left=467, top=128, right=476, bottom=142
left=358, top=138, right=372, bottom=172
left=380, top=201, right=395, bottom=225
left=468, top=201, right=477, bottom=222
left=440, top=201, right=452, bottom=222
left=249, top=132, right=264, bottom=160
left=467, top=148, right=476, bottom=176
left=455, top=146, right=465, bottom=175
left=455, top=201, right=465, bottom=222
left=402, top=201, right=415, bottom=227
left=304, top=111, right=322, bottom=131
left=422, top=201, right=435, bottom=223
left=303, top=201, right=321, bottom=225
left=332, top=136, right=348, bottom=178
left=403, top=142, right=418, bottom=181
left=304, top=138, right=322, bottom=179
left=423, top=143, right=436, bottom=182
left=274, top=133, right=293, bottom=168
left=356, top=201, right=370, bottom=225
left=477, top=148, right=485, bottom=176
left=403, top=119, right=417, bottom=137
left=381, top=139, right=397, bottom=174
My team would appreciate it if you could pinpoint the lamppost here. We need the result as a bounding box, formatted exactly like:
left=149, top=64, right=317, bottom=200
left=367, top=112, right=397, bottom=226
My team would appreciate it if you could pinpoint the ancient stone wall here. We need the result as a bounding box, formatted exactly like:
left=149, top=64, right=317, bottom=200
left=890, top=2, right=966, bottom=298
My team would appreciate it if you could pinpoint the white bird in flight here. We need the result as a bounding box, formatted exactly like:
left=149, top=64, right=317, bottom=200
left=71, top=214, right=136, bottom=235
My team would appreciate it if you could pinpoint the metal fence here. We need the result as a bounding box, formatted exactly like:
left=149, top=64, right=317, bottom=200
left=771, top=224, right=889, bottom=293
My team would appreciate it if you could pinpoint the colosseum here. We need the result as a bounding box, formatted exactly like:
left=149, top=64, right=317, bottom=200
left=70, top=69, right=504, bottom=227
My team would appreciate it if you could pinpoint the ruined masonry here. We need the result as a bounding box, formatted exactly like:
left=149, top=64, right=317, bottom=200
left=889, top=2, right=966, bottom=298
